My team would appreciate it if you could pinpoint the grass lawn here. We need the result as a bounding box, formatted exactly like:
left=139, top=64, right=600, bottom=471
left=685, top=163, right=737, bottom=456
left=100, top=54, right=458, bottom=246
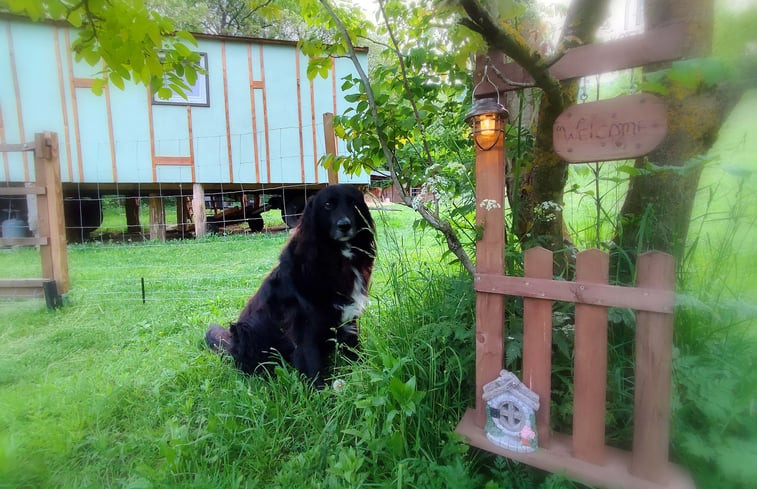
left=0, top=206, right=498, bottom=489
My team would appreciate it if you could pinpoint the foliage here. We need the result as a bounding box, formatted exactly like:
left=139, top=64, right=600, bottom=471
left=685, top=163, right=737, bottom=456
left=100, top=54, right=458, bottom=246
left=146, top=0, right=310, bottom=40
left=639, top=57, right=741, bottom=97
left=0, top=0, right=201, bottom=98
left=298, top=0, right=491, bottom=271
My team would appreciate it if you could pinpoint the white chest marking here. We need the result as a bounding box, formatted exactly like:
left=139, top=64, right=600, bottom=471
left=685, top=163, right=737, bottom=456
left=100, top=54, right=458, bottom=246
left=340, top=268, right=368, bottom=323
left=342, top=246, right=353, bottom=259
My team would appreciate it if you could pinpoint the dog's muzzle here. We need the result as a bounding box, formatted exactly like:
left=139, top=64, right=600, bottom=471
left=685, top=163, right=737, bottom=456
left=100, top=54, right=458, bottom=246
left=333, top=216, right=355, bottom=241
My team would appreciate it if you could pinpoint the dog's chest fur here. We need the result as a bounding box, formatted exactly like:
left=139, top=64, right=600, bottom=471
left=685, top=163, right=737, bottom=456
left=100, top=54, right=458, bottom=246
left=339, top=266, right=368, bottom=323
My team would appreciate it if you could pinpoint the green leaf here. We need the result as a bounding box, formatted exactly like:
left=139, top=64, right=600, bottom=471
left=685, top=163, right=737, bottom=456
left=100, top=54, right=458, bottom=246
left=175, top=30, right=198, bottom=46
left=109, top=73, right=125, bottom=90
left=157, top=87, right=173, bottom=100
left=91, top=78, right=106, bottom=96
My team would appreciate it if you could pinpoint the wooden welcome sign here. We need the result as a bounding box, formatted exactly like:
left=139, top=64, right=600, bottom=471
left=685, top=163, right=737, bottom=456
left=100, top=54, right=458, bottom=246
left=553, top=93, right=667, bottom=163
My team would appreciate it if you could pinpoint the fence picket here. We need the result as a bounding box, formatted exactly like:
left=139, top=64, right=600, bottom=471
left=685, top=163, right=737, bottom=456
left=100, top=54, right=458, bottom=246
left=631, top=251, right=675, bottom=482
left=523, top=246, right=554, bottom=447
left=573, top=249, right=610, bottom=464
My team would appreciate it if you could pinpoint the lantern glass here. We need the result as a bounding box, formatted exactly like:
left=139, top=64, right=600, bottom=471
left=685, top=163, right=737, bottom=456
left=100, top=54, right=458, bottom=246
left=465, top=98, right=508, bottom=151
left=474, top=113, right=501, bottom=150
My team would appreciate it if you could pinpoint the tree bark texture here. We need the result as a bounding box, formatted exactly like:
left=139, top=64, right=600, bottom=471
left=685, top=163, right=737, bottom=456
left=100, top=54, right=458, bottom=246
left=506, top=0, right=608, bottom=276
left=613, top=0, right=741, bottom=281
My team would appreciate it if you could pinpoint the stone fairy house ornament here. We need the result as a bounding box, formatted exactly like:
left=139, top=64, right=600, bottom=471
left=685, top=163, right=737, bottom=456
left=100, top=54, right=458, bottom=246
left=483, top=370, right=540, bottom=453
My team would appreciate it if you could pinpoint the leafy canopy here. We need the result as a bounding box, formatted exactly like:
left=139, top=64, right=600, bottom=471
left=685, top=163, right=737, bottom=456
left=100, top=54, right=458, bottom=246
left=1, top=0, right=201, bottom=99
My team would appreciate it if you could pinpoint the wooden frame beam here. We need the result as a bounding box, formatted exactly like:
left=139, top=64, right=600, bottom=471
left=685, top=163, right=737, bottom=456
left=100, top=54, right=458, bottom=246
left=474, top=273, right=675, bottom=313
left=474, top=22, right=687, bottom=95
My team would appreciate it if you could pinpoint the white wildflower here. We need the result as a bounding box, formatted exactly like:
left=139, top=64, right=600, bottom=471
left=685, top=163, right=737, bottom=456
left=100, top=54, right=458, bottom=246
left=479, top=199, right=502, bottom=211
left=332, top=379, right=346, bottom=392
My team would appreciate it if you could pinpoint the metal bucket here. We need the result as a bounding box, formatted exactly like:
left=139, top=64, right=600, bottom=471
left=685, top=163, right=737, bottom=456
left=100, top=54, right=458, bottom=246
left=2, top=216, right=28, bottom=238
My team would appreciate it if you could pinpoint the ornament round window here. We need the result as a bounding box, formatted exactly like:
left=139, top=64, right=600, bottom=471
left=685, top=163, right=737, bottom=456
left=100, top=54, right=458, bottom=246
left=494, top=400, right=526, bottom=432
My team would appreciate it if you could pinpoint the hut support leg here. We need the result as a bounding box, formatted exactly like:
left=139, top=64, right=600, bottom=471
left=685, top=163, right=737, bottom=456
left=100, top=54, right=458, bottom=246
left=148, top=194, right=166, bottom=242
left=125, top=197, right=141, bottom=233
left=192, top=183, right=206, bottom=238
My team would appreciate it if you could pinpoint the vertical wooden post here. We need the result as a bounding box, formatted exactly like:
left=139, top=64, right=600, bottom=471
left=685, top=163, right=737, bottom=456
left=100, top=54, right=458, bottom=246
left=473, top=134, right=506, bottom=428
left=631, top=251, right=675, bottom=482
left=322, top=113, right=339, bottom=185
left=148, top=194, right=166, bottom=241
left=176, top=196, right=190, bottom=234
left=34, top=132, right=69, bottom=293
left=573, top=248, right=609, bottom=464
left=192, top=183, right=206, bottom=238
left=522, top=246, right=553, bottom=447
left=125, top=197, right=141, bottom=233
left=25, top=183, right=38, bottom=234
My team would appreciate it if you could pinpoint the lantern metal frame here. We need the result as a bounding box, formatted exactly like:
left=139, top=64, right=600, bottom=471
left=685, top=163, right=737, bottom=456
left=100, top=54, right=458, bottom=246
left=465, top=63, right=509, bottom=151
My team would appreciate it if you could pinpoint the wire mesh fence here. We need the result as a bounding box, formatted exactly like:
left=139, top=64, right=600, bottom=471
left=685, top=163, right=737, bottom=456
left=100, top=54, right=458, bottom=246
left=0, top=181, right=325, bottom=310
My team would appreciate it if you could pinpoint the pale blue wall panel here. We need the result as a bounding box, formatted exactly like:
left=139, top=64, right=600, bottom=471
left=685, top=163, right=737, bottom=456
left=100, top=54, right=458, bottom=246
left=0, top=21, right=25, bottom=182
left=191, top=41, right=229, bottom=183
left=225, top=42, right=256, bottom=183
left=55, top=28, right=78, bottom=182
left=253, top=88, right=269, bottom=183
left=10, top=22, right=67, bottom=183
left=298, top=52, right=317, bottom=184
left=75, top=88, right=113, bottom=182
left=310, top=65, right=335, bottom=183
left=13, top=24, right=64, bottom=137
left=156, top=165, right=192, bottom=183
left=109, top=82, right=152, bottom=183
left=152, top=105, right=190, bottom=156
left=262, top=45, right=302, bottom=183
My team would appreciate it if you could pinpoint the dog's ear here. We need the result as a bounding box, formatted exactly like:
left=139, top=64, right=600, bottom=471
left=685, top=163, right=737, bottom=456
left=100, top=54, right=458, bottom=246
left=295, top=193, right=319, bottom=232
left=300, top=194, right=317, bottom=216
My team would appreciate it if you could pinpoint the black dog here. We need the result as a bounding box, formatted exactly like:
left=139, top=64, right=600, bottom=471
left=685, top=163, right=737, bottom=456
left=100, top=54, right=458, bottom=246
left=205, top=184, right=375, bottom=384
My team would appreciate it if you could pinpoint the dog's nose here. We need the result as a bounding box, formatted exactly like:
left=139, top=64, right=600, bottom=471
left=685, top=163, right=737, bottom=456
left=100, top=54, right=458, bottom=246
left=337, top=217, right=352, bottom=232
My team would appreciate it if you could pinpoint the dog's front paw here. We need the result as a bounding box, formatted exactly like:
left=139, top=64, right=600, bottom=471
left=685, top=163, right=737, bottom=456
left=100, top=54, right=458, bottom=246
left=205, top=324, right=233, bottom=354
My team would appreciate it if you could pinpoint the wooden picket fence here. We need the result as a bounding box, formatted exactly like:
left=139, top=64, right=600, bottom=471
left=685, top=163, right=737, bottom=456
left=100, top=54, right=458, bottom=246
left=456, top=247, right=694, bottom=489
left=0, top=132, right=68, bottom=307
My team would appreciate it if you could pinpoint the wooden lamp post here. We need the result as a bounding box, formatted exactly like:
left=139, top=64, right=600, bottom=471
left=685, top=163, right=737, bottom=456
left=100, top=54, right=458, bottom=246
left=465, top=97, right=509, bottom=428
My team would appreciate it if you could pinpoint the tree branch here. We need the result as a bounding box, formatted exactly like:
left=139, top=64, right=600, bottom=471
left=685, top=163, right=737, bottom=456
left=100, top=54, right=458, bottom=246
left=377, top=0, right=435, bottom=169
left=458, top=0, right=565, bottom=110
left=317, top=0, right=476, bottom=275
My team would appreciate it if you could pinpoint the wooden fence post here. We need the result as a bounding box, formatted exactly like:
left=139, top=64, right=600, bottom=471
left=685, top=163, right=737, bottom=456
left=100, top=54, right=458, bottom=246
left=323, top=113, right=339, bottom=185
left=125, top=197, right=141, bottom=233
left=573, top=249, right=610, bottom=464
left=192, top=183, right=206, bottom=238
left=473, top=135, right=506, bottom=428
left=148, top=194, right=166, bottom=241
left=522, top=246, right=553, bottom=447
left=631, top=251, right=675, bottom=482
left=34, top=132, right=69, bottom=293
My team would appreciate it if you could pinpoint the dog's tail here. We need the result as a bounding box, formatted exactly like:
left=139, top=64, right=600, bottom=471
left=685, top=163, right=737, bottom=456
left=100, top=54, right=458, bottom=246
left=205, top=324, right=233, bottom=354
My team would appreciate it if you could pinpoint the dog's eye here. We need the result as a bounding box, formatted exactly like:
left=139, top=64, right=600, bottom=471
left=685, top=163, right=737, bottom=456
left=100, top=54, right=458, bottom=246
left=324, top=201, right=334, bottom=210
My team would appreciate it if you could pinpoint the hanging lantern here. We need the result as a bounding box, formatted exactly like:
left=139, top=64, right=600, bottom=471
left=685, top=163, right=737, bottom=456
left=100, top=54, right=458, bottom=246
left=465, top=98, right=509, bottom=151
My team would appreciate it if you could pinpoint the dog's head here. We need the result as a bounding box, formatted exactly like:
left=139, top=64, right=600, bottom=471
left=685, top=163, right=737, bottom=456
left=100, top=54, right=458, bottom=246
left=301, top=184, right=374, bottom=243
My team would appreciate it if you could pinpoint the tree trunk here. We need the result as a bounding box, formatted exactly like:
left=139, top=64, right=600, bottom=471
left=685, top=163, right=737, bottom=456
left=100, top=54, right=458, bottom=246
left=612, top=0, right=740, bottom=282
left=507, top=0, right=609, bottom=276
